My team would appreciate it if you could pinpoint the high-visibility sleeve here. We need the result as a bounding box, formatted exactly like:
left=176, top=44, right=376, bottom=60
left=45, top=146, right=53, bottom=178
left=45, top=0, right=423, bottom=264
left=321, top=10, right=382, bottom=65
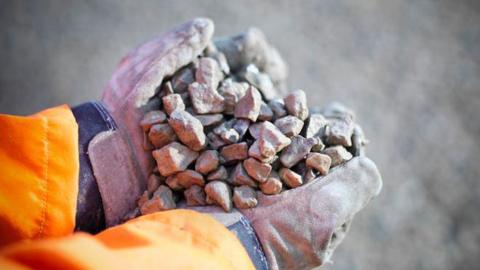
left=0, top=105, right=79, bottom=247
left=0, top=210, right=256, bottom=270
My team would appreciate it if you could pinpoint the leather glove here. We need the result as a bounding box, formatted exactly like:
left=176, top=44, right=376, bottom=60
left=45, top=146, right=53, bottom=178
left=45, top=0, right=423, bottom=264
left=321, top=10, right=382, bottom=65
left=189, top=156, right=382, bottom=270
left=85, top=18, right=213, bottom=227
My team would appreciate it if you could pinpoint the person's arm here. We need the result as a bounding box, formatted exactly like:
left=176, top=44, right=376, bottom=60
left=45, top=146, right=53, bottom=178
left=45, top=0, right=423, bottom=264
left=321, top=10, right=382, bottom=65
left=0, top=105, right=79, bottom=246
left=0, top=210, right=255, bottom=270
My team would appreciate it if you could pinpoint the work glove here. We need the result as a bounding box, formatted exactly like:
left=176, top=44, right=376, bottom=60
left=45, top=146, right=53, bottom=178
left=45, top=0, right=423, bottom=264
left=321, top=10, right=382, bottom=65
left=77, top=18, right=214, bottom=228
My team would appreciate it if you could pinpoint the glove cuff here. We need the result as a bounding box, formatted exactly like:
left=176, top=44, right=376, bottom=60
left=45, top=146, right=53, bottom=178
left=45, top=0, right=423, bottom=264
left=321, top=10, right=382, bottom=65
left=71, top=101, right=117, bottom=233
left=227, top=214, right=269, bottom=270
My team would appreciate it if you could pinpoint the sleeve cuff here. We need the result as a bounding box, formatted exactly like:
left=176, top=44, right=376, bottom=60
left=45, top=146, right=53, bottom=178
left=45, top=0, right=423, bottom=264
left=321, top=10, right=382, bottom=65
left=71, top=101, right=117, bottom=233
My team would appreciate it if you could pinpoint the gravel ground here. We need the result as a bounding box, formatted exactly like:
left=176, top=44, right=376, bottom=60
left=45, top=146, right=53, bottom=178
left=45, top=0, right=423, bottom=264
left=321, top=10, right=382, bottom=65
left=1, top=1, right=479, bottom=269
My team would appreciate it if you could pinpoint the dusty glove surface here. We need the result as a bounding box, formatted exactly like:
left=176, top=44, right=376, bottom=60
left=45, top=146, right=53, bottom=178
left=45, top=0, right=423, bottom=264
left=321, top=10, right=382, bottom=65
left=89, top=18, right=214, bottom=226
left=190, top=157, right=382, bottom=270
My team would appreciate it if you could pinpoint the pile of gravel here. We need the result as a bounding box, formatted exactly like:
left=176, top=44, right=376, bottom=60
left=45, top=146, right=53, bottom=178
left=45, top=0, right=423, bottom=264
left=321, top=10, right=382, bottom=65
left=125, top=28, right=367, bottom=219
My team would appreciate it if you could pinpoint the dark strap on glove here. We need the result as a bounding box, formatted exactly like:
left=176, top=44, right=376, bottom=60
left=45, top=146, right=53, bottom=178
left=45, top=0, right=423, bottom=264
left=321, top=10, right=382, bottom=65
left=71, top=101, right=117, bottom=233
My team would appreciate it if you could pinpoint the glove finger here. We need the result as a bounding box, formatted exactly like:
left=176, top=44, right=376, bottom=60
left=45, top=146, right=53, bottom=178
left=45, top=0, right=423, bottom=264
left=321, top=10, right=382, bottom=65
left=102, top=17, right=214, bottom=110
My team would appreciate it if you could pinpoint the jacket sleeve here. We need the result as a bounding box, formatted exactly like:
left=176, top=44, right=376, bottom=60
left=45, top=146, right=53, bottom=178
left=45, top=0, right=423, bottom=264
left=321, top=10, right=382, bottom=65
left=0, top=105, right=79, bottom=247
left=0, top=105, right=255, bottom=270
left=0, top=210, right=255, bottom=270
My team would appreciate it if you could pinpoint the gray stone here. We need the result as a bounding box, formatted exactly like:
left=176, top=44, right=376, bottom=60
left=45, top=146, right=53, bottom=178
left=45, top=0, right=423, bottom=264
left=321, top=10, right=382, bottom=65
left=140, top=185, right=176, bottom=214
left=140, top=110, right=167, bottom=132
left=306, top=152, right=332, bottom=175
left=184, top=185, right=207, bottom=206
left=241, top=64, right=278, bottom=101
left=279, top=168, right=303, bottom=188
left=195, top=150, right=220, bottom=175
left=162, top=93, right=185, bottom=115
left=194, top=114, right=224, bottom=127
left=220, top=128, right=240, bottom=144
left=207, top=132, right=227, bottom=150
left=243, top=157, right=272, bottom=183
left=152, top=142, right=199, bottom=176
left=232, top=119, right=250, bottom=139
left=168, top=110, right=206, bottom=151
left=350, top=124, right=367, bottom=157
left=188, top=82, right=225, bottom=114
left=148, top=123, right=176, bottom=149
left=229, top=163, right=257, bottom=187
left=218, top=79, right=249, bottom=114
left=207, top=165, right=229, bottom=181
left=234, top=86, right=262, bottom=121
left=176, top=170, right=205, bottom=188
left=220, top=142, right=249, bottom=163
left=268, top=98, right=287, bottom=119
left=320, top=102, right=355, bottom=121
left=233, top=185, right=258, bottom=209
left=195, top=57, right=224, bottom=89
left=305, top=113, right=328, bottom=139
left=280, top=135, right=318, bottom=168
left=284, top=89, right=309, bottom=120
left=171, top=66, right=195, bottom=93
left=324, top=116, right=355, bottom=147
left=322, top=145, right=353, bottom=167
left=274, top=115, right=304, bottom=137
left=204, top=181, right=232, bottom=212
left=258, top=101, right=274, bottom=121
left=158, top=81, right=175, bottom=98
left=304, top=168, right=318, bottom=183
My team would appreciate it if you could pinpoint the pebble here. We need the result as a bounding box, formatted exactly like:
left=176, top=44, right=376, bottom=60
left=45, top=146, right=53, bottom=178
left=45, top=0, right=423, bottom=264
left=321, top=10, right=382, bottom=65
left=229, top=163, right=257, bottom=187
left=305, top=153, right=332, bottom=175
left=137, top=190, right=150, bottom=207
left=305, top=113, right=328, bottom=139
left=274, top=115, right=304, bottom=137
left=324, top=117, right=355, bottom=147
left=304, top=168, right=318, bottom=183
left=259, top=174, right=283, bottom=195
left=147, top=174, right=164, bottom=194
left=284, top=90, right=309, bottom=120
left=234, top=86, right=262, bottom=121
left=258, top=101, right=274, bottom=121
left=194, top=114, right=224, bottom=127
left=280, top=135, right=318, bottom=168
left=232, top=119, right=250, bottom=139
left=233, top=185, right=258, bottom=209
left=176, top=170, right=205, bottom=188
left=268, top=98, right=287, bottom=119
left=140, top=185, right=176, bottom=214
left=350, top=125, right=366, bottom=157
left=140, top=110, right=167, bottom=132
left=171, top=66, right=195, bottom=93
left=218, top=79, right=249, bottom=114
left=322, top=145, right=353, bottom=167
left=188, top=82, right=225, bottom=114
left=168, top=110, right=206, bottom=151
left=184, top=185, right=207, bottom=206
left=195, top=57, right=224, bottom=90
left=165, top=175, right=183, bottom=191
left=207, top=166, right=229, bottom=181
left=148, top=123, right=177, bottom=149
left=220, top=142, right=249, bottom=163
left=195, top=150, right=220, bottom=175
left=205, top=181, right=232, bottom=212
left=279, top=168, right=303, bottom=188
left=162, top=94, right=185, bottom=115
left=207, top=132, right=227, bottom=150
left=243, top=157, right=272, bottom=183
left=241, top=64, right=278, bottom=101
left=152, top=142, right=199, bottom=176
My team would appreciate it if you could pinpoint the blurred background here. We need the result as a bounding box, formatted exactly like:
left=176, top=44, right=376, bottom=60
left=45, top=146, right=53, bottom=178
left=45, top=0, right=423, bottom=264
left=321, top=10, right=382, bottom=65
left=1, top=0, right=479, bottom=269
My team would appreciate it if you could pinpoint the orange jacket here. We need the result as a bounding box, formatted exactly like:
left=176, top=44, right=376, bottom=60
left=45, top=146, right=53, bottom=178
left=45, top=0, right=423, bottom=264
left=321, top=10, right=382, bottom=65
left=0, top=105, right=255, bottom=270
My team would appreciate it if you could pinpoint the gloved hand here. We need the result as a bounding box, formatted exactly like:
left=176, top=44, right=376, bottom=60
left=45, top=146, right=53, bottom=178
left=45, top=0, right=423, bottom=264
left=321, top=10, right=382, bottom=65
left=189, top=156, right=382, bottom=270
left=85, top=18, right=214, bottom=227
